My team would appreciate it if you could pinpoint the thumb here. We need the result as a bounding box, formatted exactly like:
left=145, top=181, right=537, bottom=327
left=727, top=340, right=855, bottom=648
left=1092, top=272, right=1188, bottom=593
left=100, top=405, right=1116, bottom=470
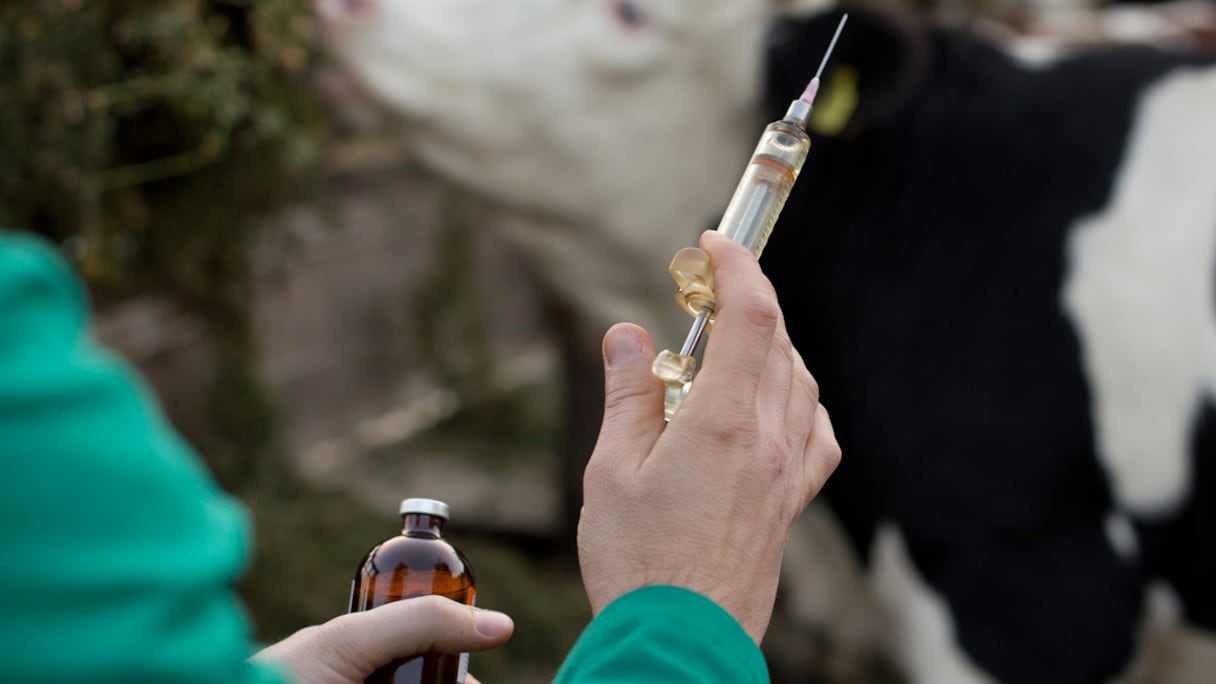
left=262, top=596, right=513, bottom=682
left=594, top=323, right=665, bottom=470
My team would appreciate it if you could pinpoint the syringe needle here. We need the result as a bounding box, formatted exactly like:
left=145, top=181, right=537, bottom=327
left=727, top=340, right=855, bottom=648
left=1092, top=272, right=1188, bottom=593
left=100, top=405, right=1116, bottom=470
left=801, top=13, right=849, bottom=105
left=814, top=14, right=849, bottom=81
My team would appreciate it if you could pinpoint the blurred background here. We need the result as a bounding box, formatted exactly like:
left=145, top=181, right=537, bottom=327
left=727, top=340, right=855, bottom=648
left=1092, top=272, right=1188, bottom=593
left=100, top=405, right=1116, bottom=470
left=2, top=1, right=1213, bottom=683
left=1, top=2, right=581, bottom=681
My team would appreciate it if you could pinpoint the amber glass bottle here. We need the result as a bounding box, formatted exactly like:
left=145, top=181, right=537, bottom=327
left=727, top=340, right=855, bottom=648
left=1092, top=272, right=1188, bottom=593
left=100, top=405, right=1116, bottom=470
left=349, top=498, right=476, bottom=684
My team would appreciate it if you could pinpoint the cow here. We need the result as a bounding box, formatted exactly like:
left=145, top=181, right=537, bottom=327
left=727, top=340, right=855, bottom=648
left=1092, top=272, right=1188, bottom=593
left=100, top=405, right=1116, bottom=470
left=763, top=9, right=1216, bottom=683
left=315, top=0, right=831, bottom=348
left=317, top=1, right=1216, bottom=681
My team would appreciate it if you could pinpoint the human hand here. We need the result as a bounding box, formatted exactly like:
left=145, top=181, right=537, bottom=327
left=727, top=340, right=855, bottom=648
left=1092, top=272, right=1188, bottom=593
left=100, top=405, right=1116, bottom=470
left=251, top=595, right=513, bottom=684
left=577, top=230, right=841, bottom=643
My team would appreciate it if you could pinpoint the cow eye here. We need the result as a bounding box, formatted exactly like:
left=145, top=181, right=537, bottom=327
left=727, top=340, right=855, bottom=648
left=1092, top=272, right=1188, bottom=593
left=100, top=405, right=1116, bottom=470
left=611, top=0, right=647, bottom=28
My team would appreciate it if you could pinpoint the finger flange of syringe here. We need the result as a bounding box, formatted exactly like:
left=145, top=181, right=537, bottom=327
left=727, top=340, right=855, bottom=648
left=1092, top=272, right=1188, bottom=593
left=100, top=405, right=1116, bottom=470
left=653, top=13, right=847, bottom=420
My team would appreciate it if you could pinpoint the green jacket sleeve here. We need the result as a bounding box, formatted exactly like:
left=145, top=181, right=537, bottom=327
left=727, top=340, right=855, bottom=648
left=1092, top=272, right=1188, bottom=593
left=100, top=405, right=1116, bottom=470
left=0, top=232, right=286, bottom=684
left=554, top=585, right=770, bottom=683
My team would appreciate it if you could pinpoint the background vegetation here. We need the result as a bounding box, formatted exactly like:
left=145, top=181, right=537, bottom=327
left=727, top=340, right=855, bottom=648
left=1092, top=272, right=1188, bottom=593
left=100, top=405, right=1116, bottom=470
left=1, top=2, right=588, bottom=681
left=1, top=0, right=324, bottom=485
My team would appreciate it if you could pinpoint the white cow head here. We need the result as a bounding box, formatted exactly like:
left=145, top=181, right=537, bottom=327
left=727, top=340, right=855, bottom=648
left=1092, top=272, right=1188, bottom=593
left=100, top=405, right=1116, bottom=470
left=318, top=0, right=833, bottom=343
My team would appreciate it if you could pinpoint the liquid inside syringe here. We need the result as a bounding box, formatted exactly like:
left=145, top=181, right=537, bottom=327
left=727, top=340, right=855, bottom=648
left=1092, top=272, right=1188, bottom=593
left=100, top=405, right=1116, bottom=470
left=653, top=13, right=848, bottom=419
left=715, top=109, right=812, bottom=257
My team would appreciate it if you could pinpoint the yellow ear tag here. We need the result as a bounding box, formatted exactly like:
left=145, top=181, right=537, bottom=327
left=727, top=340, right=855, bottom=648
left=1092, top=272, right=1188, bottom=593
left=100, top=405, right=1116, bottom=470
left=809, top=64, right=858, bottom=137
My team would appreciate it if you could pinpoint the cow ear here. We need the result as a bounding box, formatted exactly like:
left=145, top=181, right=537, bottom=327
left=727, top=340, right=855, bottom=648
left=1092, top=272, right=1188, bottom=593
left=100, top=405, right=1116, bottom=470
left=765, top=7, right=931, bottom=136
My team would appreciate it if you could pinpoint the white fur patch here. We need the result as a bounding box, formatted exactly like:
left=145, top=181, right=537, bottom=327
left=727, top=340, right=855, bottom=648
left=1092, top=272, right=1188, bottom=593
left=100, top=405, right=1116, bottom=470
left=869, top=524, right=998, bottom=684
left=1063, top=66, right=1216, bottom=515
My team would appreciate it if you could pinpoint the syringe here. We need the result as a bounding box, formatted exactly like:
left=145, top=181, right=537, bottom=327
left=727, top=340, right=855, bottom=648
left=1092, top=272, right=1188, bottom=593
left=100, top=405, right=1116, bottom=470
left=653, top=14, right=848, bottom=420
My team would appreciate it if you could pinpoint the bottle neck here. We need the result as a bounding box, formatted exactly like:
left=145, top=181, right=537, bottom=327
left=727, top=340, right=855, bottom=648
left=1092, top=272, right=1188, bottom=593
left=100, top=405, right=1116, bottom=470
left=401, top=513, right=446, bottom=538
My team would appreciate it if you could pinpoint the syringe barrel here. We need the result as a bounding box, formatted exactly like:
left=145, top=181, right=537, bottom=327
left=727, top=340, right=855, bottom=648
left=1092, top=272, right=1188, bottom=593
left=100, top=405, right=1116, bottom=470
left=715, top=120, right=811, bottom=258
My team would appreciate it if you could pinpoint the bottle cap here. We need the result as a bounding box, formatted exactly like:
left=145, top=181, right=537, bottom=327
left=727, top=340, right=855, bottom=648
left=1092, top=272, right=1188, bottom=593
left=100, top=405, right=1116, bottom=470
left=399, top=498, right=450, bottom=520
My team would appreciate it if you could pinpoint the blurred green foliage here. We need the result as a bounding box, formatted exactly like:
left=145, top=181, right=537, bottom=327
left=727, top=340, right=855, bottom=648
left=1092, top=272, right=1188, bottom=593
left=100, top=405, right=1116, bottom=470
left=0, top=0, right=323, bottom=289
left=0, top=0, right=327, bottom=485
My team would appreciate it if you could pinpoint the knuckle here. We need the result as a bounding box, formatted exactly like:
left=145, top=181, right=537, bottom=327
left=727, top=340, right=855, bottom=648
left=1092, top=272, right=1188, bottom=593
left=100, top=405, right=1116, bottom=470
left=803, top=365, right=819, bottom=397
left=763, top=433, right=791, bottom=474
left=773, top=327, right=796, bottom=355
left=795, top=364, right=818, bottom=405
left=701, top=412, right=759, bottom=449
left=814, top=406, right=843, bottom=473
left=603, top=379, right=654, bottom=414
left=581, top=458, right=613, bottom=496
left=583, top=448, right=632, bottom=497
left=740, top=290, right=781, bottom=333
left=312, top=619, right=363, bottom=670
left=411, top=595, right=447, bottom=623
left=825, top=441, right=843, bottom=471
left=581, top=457, right=605, bottom=490
left=411, top=596, right=471, bottom=646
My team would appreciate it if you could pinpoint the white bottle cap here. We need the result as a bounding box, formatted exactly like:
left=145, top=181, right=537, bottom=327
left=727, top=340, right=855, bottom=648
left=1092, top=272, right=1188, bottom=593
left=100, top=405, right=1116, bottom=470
left=399, top=498, right=450, bottom=520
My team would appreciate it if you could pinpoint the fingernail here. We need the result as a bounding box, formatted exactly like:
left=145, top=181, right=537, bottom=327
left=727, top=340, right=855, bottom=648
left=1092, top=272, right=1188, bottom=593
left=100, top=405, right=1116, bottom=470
left=475, top=610, right=513, bottom=638
left=603, top=325, right=643, bottom=367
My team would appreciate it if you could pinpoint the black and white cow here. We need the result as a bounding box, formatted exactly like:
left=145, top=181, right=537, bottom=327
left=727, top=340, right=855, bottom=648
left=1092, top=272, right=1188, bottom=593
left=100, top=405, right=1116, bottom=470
left=764, top=9, right=1216, bottom=683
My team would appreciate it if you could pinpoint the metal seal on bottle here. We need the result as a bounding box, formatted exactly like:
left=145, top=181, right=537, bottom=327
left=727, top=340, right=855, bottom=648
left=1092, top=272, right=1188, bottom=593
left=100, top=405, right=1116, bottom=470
left=399, top=497, right=451, bottom=520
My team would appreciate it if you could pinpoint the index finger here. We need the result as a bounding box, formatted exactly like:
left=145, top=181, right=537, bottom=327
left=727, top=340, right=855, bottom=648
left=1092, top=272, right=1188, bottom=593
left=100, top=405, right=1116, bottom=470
left=694, top=230, right=782, bottom=400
